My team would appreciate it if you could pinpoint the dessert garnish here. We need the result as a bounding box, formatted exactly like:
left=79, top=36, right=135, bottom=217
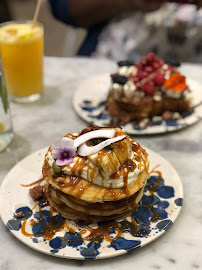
left=51, top=128, right=126, bottom=163
left=16, top=124, right=172, bottom=246
left=106, top=52, right=192, bottom=125
left=165, top=72, right=187, bottom=92
left=51, top=137, right=76, bottom=166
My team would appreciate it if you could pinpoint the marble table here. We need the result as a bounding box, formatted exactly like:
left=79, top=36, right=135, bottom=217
left=0, top=57, right=202, bottom=270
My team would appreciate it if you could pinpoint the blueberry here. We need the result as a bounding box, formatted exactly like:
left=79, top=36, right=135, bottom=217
left=163, top=51, right=181, bottom=67
left=117, top=60, right=134, bottom=67
left=111, top=74, right=128, bottom=85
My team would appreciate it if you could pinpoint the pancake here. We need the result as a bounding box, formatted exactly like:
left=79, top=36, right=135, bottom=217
left=42, top=124, right=149, bottom=222
left=43, top=164, right=148, bottom=202
left=107, top=52, right=192, bottom=123
left=46, top=183, right=146, bottom=222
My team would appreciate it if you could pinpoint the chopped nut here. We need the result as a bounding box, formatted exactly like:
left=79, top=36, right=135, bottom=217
left=57, top=177, right=65, bottom=184
left=29, top=186, right=43, bottom=200
left=162, top=111, right=172, bottom=121
left=30, top=219, right=38, bottom=226
left=16, top=211, right=24, bottom=218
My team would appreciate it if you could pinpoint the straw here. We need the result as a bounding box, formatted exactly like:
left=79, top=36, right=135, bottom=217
left=32, top=0, right=42, bottom=28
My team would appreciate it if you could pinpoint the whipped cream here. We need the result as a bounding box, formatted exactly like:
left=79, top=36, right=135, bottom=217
left=123, top=80, right=136, bottom=98
left=118, top=66, right=137, bottom=77
left=46, top=143, right=146, bottom=189
left=165, top=88, right=189, bottom=99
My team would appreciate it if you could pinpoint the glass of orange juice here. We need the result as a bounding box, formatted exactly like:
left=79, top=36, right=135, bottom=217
left=0, top=21, right=43, bottom=102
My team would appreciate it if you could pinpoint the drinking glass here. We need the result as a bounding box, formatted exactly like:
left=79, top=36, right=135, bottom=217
left=0, top=21, right=44, bottom=103
left=0, top=70, right=13, bottom=152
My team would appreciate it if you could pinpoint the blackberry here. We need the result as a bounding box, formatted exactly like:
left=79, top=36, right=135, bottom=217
left=111, top=74, right=128, bottom=85
left=163, top=51, right=181, bottom=67
left=117, top=60, right=134, bottom=67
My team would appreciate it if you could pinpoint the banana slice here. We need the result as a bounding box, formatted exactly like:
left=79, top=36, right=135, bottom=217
left=88, top=150, right=121, bottom=178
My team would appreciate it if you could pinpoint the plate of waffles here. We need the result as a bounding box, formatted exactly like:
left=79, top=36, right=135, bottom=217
left=0, top=125, right=183, bottom=259
left=73, top=53, right=202, bottom=135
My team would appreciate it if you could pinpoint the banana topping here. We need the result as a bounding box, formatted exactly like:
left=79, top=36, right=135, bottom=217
left=46, top=127, right=147, bottom=189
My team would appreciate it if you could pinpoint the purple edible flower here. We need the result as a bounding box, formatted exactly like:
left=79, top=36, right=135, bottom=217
left=51, top=137, right=76, bottom=166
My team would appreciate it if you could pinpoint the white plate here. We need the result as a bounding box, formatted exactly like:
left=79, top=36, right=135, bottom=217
left=73, top=73, right=202, bottom=134
left=0, top=147, right=183, bottom=260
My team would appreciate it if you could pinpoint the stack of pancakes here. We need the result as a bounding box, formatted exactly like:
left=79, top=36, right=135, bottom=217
left=43, top=127, right=149, bottom=222
left=107, top=53, right=192, bottom=123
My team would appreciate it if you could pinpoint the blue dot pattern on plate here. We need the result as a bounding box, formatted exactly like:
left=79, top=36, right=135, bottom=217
left=79, top=99, right=194, bottom=133
left=6, top=175, right=183, bottom=259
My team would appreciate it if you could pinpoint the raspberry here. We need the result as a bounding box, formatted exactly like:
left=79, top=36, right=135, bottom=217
left=158, top=59, right=165, bottom=66
left=142, top=71, right=148, bottom=78
left=144, top=66, right=153, bottom=74
left=136, top=71, right=144, bottom=80
left=153, top=73, right=165, bottom=86
left=117, top=60, right=134, bottom=67
left=141, top=81, right=155, bottom=95
left=133, top=77, right=139, bottom=84
left=135, top=63, right=143, bottom=70
left=167, top=66, right=175, bottom=71
left=140, top=56, right=147, bottom=66
left=152, top=62, right=160, bottom=70
left=146, top=52, right=156, bottom=63
left=144, top=84, right=155, bottom=95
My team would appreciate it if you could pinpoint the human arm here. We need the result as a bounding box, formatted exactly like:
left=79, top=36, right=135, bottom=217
left=49, top=0, right=165, bottom=28
left=69, top=0, right=165, bottom=28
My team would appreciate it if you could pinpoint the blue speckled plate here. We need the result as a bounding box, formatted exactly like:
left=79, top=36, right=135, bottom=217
left=0, top=147, right=183, bottom=260
left=73, top=73, right=202, bottom=134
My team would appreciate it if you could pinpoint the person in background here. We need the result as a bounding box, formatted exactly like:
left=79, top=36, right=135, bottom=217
left=49, top=0, right=165, bottom=56
left=49, top=0, right=202, bottom=63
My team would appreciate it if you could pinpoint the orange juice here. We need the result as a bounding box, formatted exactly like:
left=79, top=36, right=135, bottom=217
left=0, top=21, right=43, bottom=102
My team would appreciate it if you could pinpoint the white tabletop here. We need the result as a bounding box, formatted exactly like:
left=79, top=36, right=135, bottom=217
left=0, top=57, right=202, bottom=270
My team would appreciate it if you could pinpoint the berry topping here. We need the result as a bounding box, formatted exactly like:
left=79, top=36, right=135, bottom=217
left=140, top=56, right=147, bottom=66
left=111, top=74, right=128, bottom=85
left=135, top=62, right=143, bottom=70
left=142, top=71, right=148, bottom=78
left=153, top=73, right=165, bottom=86
left=117, top=60, right=134, bottom=67
left=167, top=66, right=175, bottom=71
left=158, top=59, right=165, bottom=66
left=164, top=53, right=181, bottom=67
left=136, top=71, right=144, bottom=80
left=142, top=82, right=155, bottom=95
left=144, top=66, right=153, bottom=74
left=133, top=77, right=139, bottom=84
left=146, top=52, right=156, bottom=63
left=152, top=62, right=160, bottom=70
left=144, top=84, right=155, bottom=95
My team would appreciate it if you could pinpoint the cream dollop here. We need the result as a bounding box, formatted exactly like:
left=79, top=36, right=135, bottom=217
left=46, top=142, right=146, bottom=189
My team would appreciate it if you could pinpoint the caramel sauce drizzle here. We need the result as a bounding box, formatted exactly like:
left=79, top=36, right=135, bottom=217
left=38, top=208, right=65, bottom=240
left=21, top=204, right=38, bottom=237
left=71, top=157, right=88, bottom=177
left=81, top=220, right=125, bottom=243
left=110, top=159, right=136, bottom=198
left=21, top=205, right=65, bottom=240
left=21, top=177, right=44, bottom=187
left=20, top=131, right=161, bottom=245
left=148, top=165, right=162, bottom=194
left=145, top=202, right=161, bottom=221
